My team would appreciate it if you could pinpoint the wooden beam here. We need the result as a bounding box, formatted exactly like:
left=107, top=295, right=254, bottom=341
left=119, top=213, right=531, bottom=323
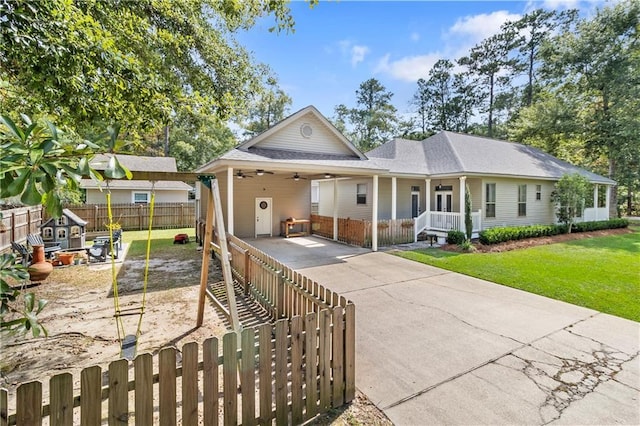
left=91, top=171, right=215, bottom=182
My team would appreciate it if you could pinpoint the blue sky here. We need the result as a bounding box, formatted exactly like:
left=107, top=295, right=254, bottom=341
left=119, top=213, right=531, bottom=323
left=237, top=0, right=604, bottom=119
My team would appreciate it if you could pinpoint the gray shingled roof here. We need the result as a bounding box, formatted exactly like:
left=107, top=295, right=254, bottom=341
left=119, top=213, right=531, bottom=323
left=90, top=154, right=178, bottom=172
left=198, top=146, right=385, bottom=172
left=366, top=131, right=614, bottom=184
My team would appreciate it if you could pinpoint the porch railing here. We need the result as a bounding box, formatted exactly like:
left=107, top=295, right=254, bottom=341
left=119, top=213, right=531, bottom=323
left=422, top=210, right=482, bottom=234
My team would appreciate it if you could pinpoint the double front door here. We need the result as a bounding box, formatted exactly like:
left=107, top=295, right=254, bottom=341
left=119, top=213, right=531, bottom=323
left=436, top=192, right=453, bottom=212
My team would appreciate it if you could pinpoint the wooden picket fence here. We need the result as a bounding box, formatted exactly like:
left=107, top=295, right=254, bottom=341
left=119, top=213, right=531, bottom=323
left=1, top=306, right=354, bottom=425
left=310, top=215, right=415, bottom=248
left=364, top=219, right=415, bottom=247
left=0, top=205, right=42, bottom=253
left=45, top=203, right=196, bottom=232
left=226, top=235, right=351, bottom=322
left=309, top=215, right=367, bottom=247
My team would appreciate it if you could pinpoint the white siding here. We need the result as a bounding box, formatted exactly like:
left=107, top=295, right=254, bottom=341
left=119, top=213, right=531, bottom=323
left=257, top=113, right=356, bottom=156
left=481, top=178, right=555, bottom=228
left=317, top=178, right=373, bottom=220
left=213, top=173, right=311, bottom=238
left=85, top=189, right=188, bottom=204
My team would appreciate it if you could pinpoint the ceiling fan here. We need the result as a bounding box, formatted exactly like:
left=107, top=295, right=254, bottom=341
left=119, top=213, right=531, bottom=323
left=235, top=170, right=253, bottom=179
left=286, top=173, right=308, bottom=181
left=254, top=169, right=274, bottom=176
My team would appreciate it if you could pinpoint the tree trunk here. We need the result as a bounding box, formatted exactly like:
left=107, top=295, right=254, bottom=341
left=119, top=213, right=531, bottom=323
left=488, top=73, right=494, bottom=138
left=164, top=125, right=169, bottom=157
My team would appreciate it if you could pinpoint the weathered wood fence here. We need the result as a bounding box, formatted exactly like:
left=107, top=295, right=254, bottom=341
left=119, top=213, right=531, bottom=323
left=365, top=219, right=415, bottom=247
left=226, top=234, right=352, bottom=321
left=310, top=215, right=415, bottom=248
left=1, top=306, right=354, bottom=425
left=45, top=202, right=195, bottom=232
left=0, top=206, right=42, bottom=253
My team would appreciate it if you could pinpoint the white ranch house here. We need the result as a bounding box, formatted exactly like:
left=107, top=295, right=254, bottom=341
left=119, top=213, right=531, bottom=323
left=196, top=106, right=614, bottom=250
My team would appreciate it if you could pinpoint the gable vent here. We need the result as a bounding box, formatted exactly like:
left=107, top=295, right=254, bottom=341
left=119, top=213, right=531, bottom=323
left=300, top=123, right=313, bottom=138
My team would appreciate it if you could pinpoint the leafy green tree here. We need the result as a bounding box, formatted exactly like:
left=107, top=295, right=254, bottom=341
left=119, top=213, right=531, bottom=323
left=169, top=111, right=237, bottom=171
left=503, top=9, right=577, bottom=107
left=540, top=0, right=639, bottom=217
left=334, top=78, right=398, bottom=151
left=551, top=173, right=591, bottom=233
left=242, top=81, right=292, bottom=138
left=459, top=32, right=519, bottom=137
left=0, top=0, right=297, bottom=134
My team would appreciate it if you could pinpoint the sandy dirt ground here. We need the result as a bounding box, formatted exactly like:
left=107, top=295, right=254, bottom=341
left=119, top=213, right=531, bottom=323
left=1, top=242, right=391, bottom=425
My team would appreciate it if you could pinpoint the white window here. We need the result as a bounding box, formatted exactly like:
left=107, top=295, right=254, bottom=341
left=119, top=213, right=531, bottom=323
left=133, top=192, right=150, bottom=204
left=536, top=185, right=542, bottom=201
left=57, top=228, right=67, bottom=240
left=356, top=184, right=367, bottom=205
left=56, top=216, right=67, bottom=226
left=518, top=185, right=527, bottom=217
left=70, top=226, right=81, bottom=237
left=311, top=182, right=320, bottom=203
left=42, top=227, right=54, bottom=240
left=485, top=183, right=496, bottom=218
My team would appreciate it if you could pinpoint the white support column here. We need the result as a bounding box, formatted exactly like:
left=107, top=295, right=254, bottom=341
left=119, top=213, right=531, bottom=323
left=459, top=176, right=466, bottom=232
left=372, top=175, right=379, bottom=252
left=332, top=178, right=338, bottom=241
left=227, top=167, right=234, bottom=234
left=593, top=184, right=599, bottom=221
left=605, top=185, right=611, bottom=219
left=391, top=177, right=397, bottom=220
left=425, top=179, right=431, bottom=228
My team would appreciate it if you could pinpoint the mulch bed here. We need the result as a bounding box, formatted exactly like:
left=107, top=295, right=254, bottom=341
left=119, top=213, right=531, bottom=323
left=442, top=227, right=634, bottom=253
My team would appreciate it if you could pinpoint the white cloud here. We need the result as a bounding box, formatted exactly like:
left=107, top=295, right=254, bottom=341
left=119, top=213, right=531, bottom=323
left=337, top=40, right=370, bottom=68
left=351, top=45, right=370, bottom=67
left=410, top=32, right=420, bottom=42
left=375, top=11, right=520, bottom=83
left=448, top=10, right=521, bottom=43
left=375, top=53, right=441, bottom=83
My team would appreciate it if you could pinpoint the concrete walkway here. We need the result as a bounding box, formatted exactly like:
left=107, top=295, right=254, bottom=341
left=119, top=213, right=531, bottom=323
left=248, top=237, right=640, bottom=425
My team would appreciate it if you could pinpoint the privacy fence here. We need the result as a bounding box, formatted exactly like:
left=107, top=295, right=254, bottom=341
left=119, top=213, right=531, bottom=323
left=46, top=202, right=196, bottom=232
left=0, top=205, right=42, bottom=253
left=310, top=214, right=415, bottom=248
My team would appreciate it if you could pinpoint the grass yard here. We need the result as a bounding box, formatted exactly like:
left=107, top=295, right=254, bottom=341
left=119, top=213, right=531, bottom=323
left=395, top=229, right=640, bottom=322
left=123, top=227, right=195, bottom=258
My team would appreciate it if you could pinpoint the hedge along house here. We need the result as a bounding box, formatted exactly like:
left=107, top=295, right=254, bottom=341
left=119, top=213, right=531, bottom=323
left=195, top=106, right=615, bottom=251
left=80, top=154, right=193, bottom=204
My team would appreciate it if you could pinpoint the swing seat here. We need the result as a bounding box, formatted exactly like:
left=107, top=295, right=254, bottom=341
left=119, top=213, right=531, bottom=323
left=121, top=334, right=137, bottom=360
left=86, top=242, right=109, bottom=262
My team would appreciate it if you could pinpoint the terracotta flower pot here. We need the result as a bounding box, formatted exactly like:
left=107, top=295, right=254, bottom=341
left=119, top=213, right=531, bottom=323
left=28, top=245, right=54, bottom=282
left=57, top=252, right=76, bottom=266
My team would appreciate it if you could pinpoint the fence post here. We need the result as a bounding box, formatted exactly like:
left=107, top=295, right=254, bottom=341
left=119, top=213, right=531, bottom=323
left=276, top=271, right=285, bottom=319
left=244, top=249, right=250, bottom=295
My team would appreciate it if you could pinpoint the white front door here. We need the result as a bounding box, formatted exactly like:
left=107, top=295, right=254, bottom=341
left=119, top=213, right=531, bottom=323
left=255, top=197, right=272, bottom=237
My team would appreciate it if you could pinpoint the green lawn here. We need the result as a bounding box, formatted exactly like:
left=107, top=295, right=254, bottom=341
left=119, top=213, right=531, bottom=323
left=122, top=227, right=195, bottom=258
left=395, top=229, right=640, bottom=322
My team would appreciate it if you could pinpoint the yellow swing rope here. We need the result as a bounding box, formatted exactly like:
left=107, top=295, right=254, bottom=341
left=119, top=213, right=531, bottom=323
left=106, top=183, right=125, bottom=344
left=135, top=182, right=156, bottom=339
left=106, top=181, right=156, bottom=353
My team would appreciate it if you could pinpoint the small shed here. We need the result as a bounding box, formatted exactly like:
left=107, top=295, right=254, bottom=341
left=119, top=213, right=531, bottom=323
left=41, top=209, right=88, bottom=249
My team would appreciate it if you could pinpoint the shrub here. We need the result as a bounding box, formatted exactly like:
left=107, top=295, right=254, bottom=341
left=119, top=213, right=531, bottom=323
left=459, top=239, right=475, bottom=252
left=479, top=224, right=565, bottom=245
left=447, top=230, right=466, bottom=245
left=478, top=219, right=628, bottom=245
left=572, top=218, right=629, bottom=233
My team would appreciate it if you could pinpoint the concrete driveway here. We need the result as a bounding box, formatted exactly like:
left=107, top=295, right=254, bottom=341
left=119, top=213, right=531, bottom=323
left=248, top=237, right=640, bottom=425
